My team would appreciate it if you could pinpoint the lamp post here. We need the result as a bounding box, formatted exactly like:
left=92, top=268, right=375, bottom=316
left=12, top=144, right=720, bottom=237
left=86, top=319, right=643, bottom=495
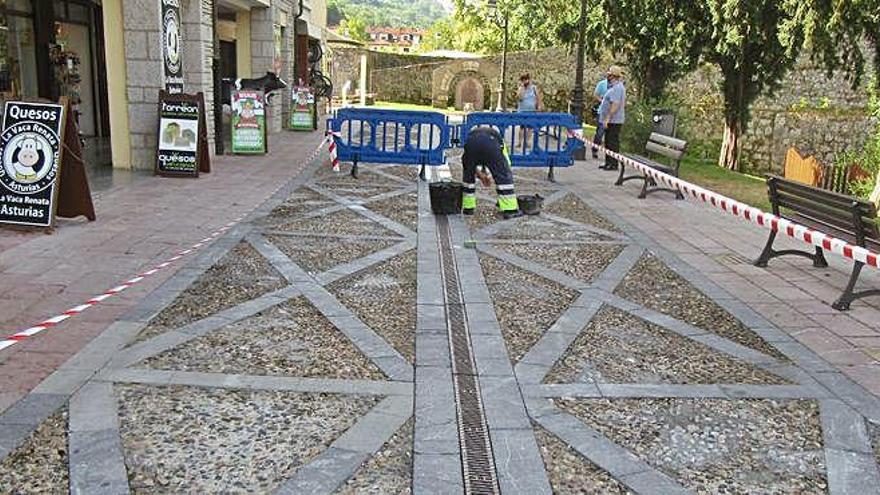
left=488, top=0, right=509, bottom=111
left=570, top=0, right=587, bottom=159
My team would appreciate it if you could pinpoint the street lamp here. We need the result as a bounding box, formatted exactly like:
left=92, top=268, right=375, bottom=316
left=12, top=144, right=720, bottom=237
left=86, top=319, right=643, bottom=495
left=487, top=0, right=509, bottom=111
left=570, top=0, right=587, bottom=159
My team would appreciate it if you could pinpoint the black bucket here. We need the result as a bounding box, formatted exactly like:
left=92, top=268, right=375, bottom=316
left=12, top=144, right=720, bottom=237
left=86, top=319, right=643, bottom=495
left=517, top=194, right=544, bottom=215
left=430, top=180, right=463, bottom=215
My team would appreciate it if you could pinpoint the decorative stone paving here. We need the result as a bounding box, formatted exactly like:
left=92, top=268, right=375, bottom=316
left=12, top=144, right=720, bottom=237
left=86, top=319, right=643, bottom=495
left=534, top=425, right=632, bottom=495
left=5, top=159, right=880, bottom=494
left=0, top=409, right=69, bottom=494
left=479, top=253, right=579, bottom=362
left=116, top=384, right=380, bottom=493
left=544, top=305, right=789, bottom=385
left=141, top=297, right=386, bottom=379
left=268, top=234, right=399, bottom=275
left=134, top=241, right=286, bottom=343
left=328, top=250, right=416, bottom=363
left=615, top=253, right=789, bottom=361
left=557, top=398, right=827, bottom=494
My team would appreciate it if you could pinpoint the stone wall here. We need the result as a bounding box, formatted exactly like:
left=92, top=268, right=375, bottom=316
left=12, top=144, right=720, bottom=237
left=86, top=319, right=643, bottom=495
left=329, top=45, right=450, bottom=101
left=369, top=46, right=877, bottom=173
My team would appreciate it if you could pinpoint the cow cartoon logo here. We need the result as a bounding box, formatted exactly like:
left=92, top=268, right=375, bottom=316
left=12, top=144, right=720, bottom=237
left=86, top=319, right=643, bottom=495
left=0, top=126, right=56, bottom=193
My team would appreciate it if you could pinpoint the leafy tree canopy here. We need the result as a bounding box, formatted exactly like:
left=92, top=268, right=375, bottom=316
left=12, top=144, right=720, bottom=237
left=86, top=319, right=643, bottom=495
left=328, top=0, right=449, bottom=29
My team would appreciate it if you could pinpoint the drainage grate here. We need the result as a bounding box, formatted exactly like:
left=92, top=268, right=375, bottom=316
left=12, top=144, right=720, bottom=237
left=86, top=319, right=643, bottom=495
left=712, top=253, right=753, bottom=266
left=436, top=215, right=500, bottom=495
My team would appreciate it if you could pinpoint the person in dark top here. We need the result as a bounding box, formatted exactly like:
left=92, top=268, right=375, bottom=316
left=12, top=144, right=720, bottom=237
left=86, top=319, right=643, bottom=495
left=461, top=127, right=522, bottom=219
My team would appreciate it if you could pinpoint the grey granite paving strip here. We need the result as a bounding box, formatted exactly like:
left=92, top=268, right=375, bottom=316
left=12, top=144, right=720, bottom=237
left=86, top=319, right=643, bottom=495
left=515, top=299, right=603, bottom=385
left=106, top=286, right=299, bottom=370
left=276, top=395, right=413, bottom=495
left=812, top=372, right=880, bottom=424
left=262, top=231, right=406, bottom=242
left=368, top=166, right=417, bottom=185
left=541, top=212, right=630, bottom=241
left=0, top=394, right=67, bottom=462
left=310, top=184, right=416, bottom=239
left=299, top=186, right=414, bottom=221
left=478, top=238, right=626, bottom=246
left=537, top=189, right=571, bottom=206
left=413, top=180, right=463, bottom=493
left=448, top=214, right=553, bottom=494
left=316, top=240, right=417, bottom=286
left=243, top=145, right=331, bottom=220
left=533, top=401, right=692, bottom=495
left=68, top=382, right=130, bottom=495
left=477, top=243, right=589, bottom=291
left=523, top=383, right=822, bottom=399
left=97, top=368, right=412, bottom=396
left=821, top=400, right=880, bottom=495
left=590, top=244, right=646, bottom=292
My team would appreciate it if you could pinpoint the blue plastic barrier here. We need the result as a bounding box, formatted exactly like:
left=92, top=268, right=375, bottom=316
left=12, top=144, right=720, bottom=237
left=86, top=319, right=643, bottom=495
left=461, top=112, right=583, bottom=180
left=327, top=108, right=452, bottom=177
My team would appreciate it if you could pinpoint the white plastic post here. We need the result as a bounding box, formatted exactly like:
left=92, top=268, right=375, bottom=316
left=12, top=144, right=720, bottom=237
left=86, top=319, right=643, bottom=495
left=359, top=54, right=367, bottom=107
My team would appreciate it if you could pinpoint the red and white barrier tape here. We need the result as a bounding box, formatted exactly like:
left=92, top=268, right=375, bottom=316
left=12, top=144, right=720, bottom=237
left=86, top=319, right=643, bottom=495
left=569, top=131, right=880, bottom=270
left=0, top=135, right=338, bottom=353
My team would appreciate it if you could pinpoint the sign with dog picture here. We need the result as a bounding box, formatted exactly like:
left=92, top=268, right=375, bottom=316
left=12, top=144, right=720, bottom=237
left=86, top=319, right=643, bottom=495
left=231, top=90, right=267, bottom=154
left=0, top=101, right=67, bottom=228
left=290, top=86, right=315, bottom=131
left=156, top=91, right=209, bottom=177
left=161, top=0, right=184, bottom=94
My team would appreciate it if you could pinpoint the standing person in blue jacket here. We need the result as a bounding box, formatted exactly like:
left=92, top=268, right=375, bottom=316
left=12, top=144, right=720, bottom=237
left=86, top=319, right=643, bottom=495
left=598, top=65, right=626, bottom=171
left=591, top=71, right=612, bottom=160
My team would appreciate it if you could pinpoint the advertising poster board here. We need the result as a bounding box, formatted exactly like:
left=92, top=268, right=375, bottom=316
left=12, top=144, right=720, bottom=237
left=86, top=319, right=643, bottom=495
left=290, top=86, right=315, bottom=131
left=231, top=90, right=267, bottom=154
left=0, top=101, right=67, bottom=228
left=161, top=0, right=185, bottom=94
left=156, top=91, right=209, bottom=177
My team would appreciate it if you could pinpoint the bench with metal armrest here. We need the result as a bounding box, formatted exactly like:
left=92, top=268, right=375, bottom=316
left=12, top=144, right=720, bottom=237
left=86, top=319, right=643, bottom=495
left=617, top=132, right=688, bottom=200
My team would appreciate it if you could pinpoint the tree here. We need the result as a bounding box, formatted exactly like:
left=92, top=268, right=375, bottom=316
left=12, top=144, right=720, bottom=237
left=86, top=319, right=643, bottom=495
left=339, top=16, right=369, bottom=42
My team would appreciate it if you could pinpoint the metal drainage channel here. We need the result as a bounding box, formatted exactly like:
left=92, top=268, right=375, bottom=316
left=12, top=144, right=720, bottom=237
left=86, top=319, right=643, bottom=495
left=436, top=215, right=500, bottom=494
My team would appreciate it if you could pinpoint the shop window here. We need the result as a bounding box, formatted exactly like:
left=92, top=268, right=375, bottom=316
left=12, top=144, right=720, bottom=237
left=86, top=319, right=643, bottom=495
left=0, top=12, right=39, bottom=101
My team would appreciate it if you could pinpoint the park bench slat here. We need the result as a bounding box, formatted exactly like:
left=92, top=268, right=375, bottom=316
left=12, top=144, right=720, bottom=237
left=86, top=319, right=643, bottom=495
left=616, top=132, right=687, bottom=200
left=774, top=177, right=878, bottom=215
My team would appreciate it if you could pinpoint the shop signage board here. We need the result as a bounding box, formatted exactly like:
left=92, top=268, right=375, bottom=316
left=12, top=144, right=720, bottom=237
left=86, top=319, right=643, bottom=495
left=156, top=91, right=210, bottom=177
left=161, top=0, right=184, bottom=94
left=290, top=86, right=315, bottom=131
left=0, top=101, right=67, bottom=228
left=231, top=90, right=267, bottom=154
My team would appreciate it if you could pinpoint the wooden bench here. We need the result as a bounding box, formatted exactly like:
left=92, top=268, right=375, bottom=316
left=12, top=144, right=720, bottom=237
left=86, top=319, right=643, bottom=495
left=617, top=132, right=688, bottom=199
left=756, top=175, right=880, bottom=310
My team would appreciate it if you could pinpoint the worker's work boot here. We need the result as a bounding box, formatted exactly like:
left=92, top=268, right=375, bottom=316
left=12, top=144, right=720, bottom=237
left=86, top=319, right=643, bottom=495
left=501, top=210, right=523, bottom=220
left=462, top=208, right=475, bottom=216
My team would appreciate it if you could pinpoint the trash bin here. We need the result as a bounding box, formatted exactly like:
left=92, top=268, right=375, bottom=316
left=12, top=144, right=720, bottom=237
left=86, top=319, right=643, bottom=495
left=651, top=109, right=676, bottom=137
left=429, top=180, right=463, bottom=215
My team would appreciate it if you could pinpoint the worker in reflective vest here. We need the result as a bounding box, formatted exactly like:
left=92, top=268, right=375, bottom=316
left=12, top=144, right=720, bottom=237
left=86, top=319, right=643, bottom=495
left=461, top=127, right=522, bottom=219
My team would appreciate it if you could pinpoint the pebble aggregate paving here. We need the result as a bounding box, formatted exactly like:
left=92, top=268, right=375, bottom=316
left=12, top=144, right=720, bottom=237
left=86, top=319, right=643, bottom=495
left=615, top=253, right=790, bottom=361
left=0, top=409, right=69, bottom=494
left=116, top=384, right=381, bottom=494
left=479, top=253, right=579, bottom=362
left=534, top=425, right=633, bottom=495
left=544, top=305, right=790, bottom=385
left=558, top=398, right=827, bottom=494
left=5, top=159, right=880, bottom=494
left=328, top=250, right=417, bottom=363
left=134, top=241, right=286, bottom=343
left=141, top=297, right=386, bottom=379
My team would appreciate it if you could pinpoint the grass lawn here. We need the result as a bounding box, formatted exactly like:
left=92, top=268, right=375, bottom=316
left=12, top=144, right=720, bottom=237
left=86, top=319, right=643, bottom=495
left=678, top=156, right=771, bottom=211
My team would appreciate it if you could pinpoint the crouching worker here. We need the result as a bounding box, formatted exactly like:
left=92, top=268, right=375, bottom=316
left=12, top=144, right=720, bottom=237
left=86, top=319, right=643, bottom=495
left=462, top=127, right=523, bottom=220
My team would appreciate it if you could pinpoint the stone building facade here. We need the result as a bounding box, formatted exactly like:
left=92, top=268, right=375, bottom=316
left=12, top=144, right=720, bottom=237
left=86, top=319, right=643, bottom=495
left=371, top=47, right=877, bottom=173
left=113, top=0, right=327, bottom=170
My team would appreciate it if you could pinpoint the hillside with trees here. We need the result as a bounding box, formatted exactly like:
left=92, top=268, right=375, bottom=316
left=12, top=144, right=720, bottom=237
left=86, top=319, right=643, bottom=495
left=328, top=0, right=450, bottom=29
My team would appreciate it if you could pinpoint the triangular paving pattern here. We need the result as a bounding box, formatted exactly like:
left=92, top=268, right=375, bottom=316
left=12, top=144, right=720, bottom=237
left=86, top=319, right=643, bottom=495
left=266, top=234, right=399, bottom=275
left=0, top=408, right=69, bottom=493
left=327, top=250, right=417, bottom=363
left=140, top=297, right=387, bottom=380
left=533, top=424, right=632, bottom=495
left=135, top=241, right=287, bottom=343
left=276, top=208, right=398, bottom=237
left=115, top=384, right=381, bottom=493
left=615, top=253, right=788, bottom=361
left=479, top=253, right=579, bottom=362
left=337, top=419, right=414, bottom=494
left=367, top=190, right=418, bottom=232
left=313, top=168, right=388, bottom=186
left=543, top=193, right=622, bottom=233
left=316, top=183, right=406, bottom=200
left=494, top=243, right=625, bottom=283
left=557, top=398, right=827, bottom=494
left=491, top=215, right=616, bottom=242
left=544, top=305, right=789, bottom=385
left=260, top=186, right=335, bottom=224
